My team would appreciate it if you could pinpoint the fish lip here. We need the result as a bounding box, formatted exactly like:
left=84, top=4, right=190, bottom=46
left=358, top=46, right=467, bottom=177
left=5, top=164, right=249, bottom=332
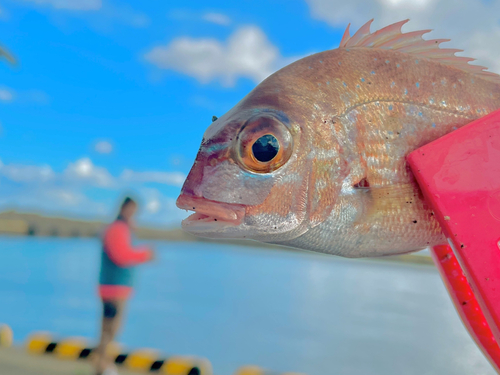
left=176, top=194, right=246, bottom=228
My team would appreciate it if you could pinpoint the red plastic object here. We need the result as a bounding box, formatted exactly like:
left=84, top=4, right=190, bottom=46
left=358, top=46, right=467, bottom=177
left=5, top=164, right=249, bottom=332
left=431, top=245, right=500, bottom=372
left=407, top=108, right=500, bottom=370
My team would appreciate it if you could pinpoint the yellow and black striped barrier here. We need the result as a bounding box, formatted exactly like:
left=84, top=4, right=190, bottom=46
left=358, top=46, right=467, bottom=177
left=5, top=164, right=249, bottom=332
left=26, top=331, right=212, bottom=374
left=26, top=332, right=92, bottom=359
left=24, top=332, right=306, bottom=375
left=234, top=365, right=306, bottom=375
left=0, top=324, right=13, bottom=347
left=123, top=349, right=212, bottom=374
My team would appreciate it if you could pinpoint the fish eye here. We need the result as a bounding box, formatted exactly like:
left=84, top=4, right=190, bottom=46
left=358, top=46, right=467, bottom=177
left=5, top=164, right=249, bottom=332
left=235, top=115, right=293, bottom=173
left=252, top=134, right=279, bottom=162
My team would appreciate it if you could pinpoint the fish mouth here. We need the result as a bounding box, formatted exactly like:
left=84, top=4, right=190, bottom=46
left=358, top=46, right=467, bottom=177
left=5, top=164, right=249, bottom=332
left=176, top=194, right=246, bottom=231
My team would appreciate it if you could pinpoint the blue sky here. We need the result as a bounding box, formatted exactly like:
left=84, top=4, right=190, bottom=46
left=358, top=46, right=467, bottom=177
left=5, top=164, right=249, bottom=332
left=0, top=0, right=499, bottom=226
left=0, top=0, right=346, bottom=226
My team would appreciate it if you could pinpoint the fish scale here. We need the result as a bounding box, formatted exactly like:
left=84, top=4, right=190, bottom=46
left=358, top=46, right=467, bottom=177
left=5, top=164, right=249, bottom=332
left=177, top=20, right=500, bottom=257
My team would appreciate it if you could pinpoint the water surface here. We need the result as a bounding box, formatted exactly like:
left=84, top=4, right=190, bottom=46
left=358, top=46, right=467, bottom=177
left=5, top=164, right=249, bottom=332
left=0, top=236, right=493, bottom=375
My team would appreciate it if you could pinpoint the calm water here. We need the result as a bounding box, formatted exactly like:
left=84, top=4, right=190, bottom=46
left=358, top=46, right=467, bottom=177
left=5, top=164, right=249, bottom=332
left=0, top=236, right=494, bottom=375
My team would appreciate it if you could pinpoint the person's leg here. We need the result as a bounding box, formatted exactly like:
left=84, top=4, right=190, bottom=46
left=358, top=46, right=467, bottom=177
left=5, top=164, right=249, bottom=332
left=94, top=299, right=126, bottom=375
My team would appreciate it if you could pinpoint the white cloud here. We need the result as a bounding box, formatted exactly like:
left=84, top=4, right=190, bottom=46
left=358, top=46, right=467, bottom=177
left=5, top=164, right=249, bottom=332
left=145, top=26, right=284, bottom=87
left=64, top=157, right=114, bottom=187
left=0, top=183, right=108, bottom=218
left=137, top=187, right=188, bottom=226
left=0, top=157, right=185, bottom=189
left=0, top=157, right=186, bottom=225
left=0, top=88, right=14, bottom=101
left=146, top=198, right=160, bottom=214
left=0, top=162, right=54, bottom=182
left=305, top=0, right=500, bottom=74
left=18, top=0, right=102, bottom=11
left=43, top=188, right=85, bottom=206
left=138, top=187, right=163, bottom=214
left=94, top=140, right=113, bottom=154
left=120, top=169, right=186, bottom=187
left=465, top=28, right=500, bottom=75
left=202, top=12, right=231, bottom=26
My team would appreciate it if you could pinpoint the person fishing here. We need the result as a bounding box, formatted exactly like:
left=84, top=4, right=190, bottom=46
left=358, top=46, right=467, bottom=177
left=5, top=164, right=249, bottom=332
left=94, top=197, right=155, bottom=375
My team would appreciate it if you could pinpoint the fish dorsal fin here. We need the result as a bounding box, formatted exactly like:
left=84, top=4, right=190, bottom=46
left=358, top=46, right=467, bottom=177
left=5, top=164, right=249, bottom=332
left=339, top=19, right=500, bottom=84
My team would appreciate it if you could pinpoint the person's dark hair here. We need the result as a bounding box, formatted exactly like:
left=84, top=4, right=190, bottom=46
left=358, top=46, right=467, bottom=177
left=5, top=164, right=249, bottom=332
left=120, top=196, right=136, bottom=210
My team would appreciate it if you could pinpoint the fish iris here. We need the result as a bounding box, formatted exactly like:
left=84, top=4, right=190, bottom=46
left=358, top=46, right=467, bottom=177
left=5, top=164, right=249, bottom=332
left=252, top=134, right=279, bottom=162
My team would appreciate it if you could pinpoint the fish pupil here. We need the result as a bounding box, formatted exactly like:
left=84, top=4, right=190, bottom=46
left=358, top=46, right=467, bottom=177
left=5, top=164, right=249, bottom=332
left=252, top=134, right=279, bottom=162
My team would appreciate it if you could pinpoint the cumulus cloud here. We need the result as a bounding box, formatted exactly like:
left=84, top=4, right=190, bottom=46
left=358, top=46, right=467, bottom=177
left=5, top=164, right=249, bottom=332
left=0, top=183, right=108, bottom=218
left=120, top=169, right=186, bottom=187
left=0, top=157, right=187, bottom=225
left=64, top=157, right=114, bottom=187
left=94, top=140, right=113, bottom=154
left=18, top=0, right=102, bottom=11
left=145, top=26, right=284, bottom=86
left=138, top=188, right=163, bottom=214
left=59, top=158, right=186, bottom=189
left=202, top=12, right=231, bottom=26
left=42, top=187, right=86, bottom=206
left=146, top=198, right=160, bottom=214
left=305, top=0, right=500, bottom=74
left=0, top=161, right=54, bottom=182
left=137, top=187, right=188, bottom=225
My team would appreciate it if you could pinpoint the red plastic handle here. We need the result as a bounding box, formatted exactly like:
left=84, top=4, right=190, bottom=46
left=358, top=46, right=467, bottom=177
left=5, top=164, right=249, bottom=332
left=431, top=245, right=500, bottom=372
left=407, top=109, right=500, bottom=370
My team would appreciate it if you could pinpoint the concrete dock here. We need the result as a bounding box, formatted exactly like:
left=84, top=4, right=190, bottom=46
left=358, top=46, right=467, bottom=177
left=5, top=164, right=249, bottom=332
left=0, top=347, right=140, bottom=375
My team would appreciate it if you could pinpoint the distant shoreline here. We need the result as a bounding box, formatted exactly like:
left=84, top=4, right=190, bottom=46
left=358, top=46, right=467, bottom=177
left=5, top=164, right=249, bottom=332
left=0, top=210, right=189, bottom=240
left=0, top=210, right=434, bottom=266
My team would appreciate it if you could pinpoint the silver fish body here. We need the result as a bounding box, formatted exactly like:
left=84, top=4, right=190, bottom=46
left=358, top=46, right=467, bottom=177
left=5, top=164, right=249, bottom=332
left=177, top=21, right=500, bottom=257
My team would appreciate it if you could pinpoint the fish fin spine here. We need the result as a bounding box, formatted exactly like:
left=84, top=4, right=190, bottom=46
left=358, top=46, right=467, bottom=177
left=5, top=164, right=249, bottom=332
left=339, top=19, right=500, bottom=84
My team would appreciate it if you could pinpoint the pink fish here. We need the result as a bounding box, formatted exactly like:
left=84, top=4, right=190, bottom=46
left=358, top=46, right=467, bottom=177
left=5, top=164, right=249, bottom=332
left=176, top=20, right=500, bottom=257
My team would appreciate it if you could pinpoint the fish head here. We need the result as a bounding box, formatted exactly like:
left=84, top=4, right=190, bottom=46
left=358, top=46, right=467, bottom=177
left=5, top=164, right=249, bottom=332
left=177, top=78, right=348, bottom=242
